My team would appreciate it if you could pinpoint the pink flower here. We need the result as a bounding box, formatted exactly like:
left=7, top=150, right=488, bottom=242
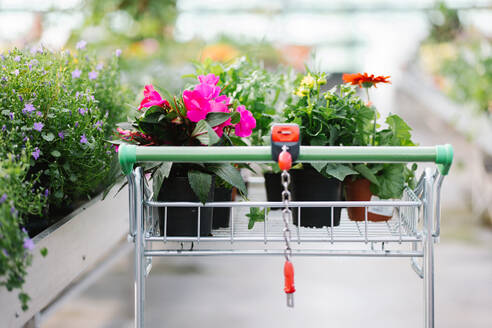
left=198, top=73, right=220, bottom=86
left=137, top=85, right=170, bottom=111
left=234, top=105, right=256, bottom=137
left=195, top=82, right=221, bottom=100
left=183, top=89, right=211, bottom=122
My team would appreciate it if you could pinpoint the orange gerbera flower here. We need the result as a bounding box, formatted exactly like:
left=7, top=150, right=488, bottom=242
left=342, top=72, right=391, bottom=88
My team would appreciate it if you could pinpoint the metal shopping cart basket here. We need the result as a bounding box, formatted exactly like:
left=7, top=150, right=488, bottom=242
left=119, top=143, right=453, bottom=328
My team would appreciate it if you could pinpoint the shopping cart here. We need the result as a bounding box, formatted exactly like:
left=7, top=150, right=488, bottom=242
left=119, top=143, right=453, bottom=328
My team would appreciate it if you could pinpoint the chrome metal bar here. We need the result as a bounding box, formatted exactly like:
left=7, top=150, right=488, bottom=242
left=144, top=249, right=424, bottom=257
left=230, top=207, right=234, bottom=244
left=423, top=168, right=435, bottom=328
left=144, top=200, right=421, bottom=208
left=163, top=207, right=167, bottom=243
left=145, top=235, right=422, bottom=243
left=364, top=207, right=368, bottom=244
left=133, top=168, right=145, bottom=328
left=263, top=207, right=267, bottom=245
left=330, top=207, right=334, bottom=244
left=127, top=173, right=136, bottom=240
left=433, top=174, right=445, bottom=239
left=412, top=257, right=424, bottom=279
left=197, top=206, right=201, bottom=243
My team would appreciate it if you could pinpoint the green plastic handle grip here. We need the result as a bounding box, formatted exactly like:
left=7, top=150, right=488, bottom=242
left=119, top=144, right=453, bottom=176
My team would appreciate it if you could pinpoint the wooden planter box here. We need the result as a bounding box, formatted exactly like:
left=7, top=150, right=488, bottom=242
left=0, top=185, right=129, bottom=328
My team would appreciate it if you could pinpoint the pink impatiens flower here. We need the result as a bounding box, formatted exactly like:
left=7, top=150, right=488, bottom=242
left=234, top=105, right=256, bottom=137
left=183, top=89, right=212, bottom=122
left=198, top=73, right=220, bottom=86
left=138, top=85, right=170, bottom=111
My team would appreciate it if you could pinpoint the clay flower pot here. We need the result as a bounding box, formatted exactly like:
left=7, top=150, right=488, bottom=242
left=344, top=178, right=393, bottom=222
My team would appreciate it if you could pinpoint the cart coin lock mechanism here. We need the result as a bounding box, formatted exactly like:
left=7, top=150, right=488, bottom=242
left=119, top=123, right=453, bottom=328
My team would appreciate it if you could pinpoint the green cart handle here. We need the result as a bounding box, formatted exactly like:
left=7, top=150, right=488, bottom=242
left=119, top=144, right=453, bottom=176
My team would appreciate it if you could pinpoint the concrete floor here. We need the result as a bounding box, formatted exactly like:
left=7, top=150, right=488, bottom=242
left=41, top=238, right=492, bottom=328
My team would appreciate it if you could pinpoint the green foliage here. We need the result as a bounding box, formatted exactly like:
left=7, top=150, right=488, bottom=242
left=246, top=207, right=268, bottom=229
left=284, top=72, right=418, bottom=198
left=192, top=57, right=297, bottom=145
left=439, top=38, right=492, bottom=116
left=427, top=1, right=462, bottom=43
left=0, top=46, right=130, bottom=211
left=0, top=153, right=47, bottom=311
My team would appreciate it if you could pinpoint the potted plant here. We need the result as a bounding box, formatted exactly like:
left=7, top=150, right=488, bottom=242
left=282, top=72, right=375, bottom=227
left=192, top=57, right=297, bottom=204
left=115, top=73, right=255, bottom=236
left=341, top=73, right=417, bottom=221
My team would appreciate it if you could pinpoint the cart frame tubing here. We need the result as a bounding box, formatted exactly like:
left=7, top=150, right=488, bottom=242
left=122, top=145, right=453, bottom=328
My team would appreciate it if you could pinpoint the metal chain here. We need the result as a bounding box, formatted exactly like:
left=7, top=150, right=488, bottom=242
left=280, top=146, right=293, bottom=262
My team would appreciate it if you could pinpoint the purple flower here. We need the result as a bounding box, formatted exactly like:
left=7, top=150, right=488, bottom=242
left=2, top=249, right=8, bottom=257
left=32, top=147, right=40, bottom=160
left=115, top=49, right=122, bottom=57
left=10, top=206, right=17, bottom=215
left=13, top=69, right=19, bottom=76
left=72, top=69, right=82, bottom=79
left=1, top=125, right=5, bottom=131
left=96, top=63, right=104, bottom=70
left=74, top=122, right=79, bottom=128
left=30, top=59, right=38, bottom=67
left=94, top=120, right=103, bottom=131
left=0, top=54, right=4, bottom=60
left=80, top=134, right=88, bottom=144
left=14, top=55, right=21, bottom=62
left=78, top=107, right=87, bottom=115
left=22, top=103, right=35, bottom=114
left=58, top=131, right=64, bottom=139
left=76, top=40, right=87, bottom=50
left=9, top=112, right=14, bottom=120
left=23, top=237, right=34, bottom=251
left=44, top=189, right=49, bottom=197
left=23, top=136, right=28, bottom=142
left=0, top=193, right=7, bottom=204
left=19, top=95, right=23, bottom=102
left=88, top=71, right=98, bottom=80
left=36, top=111, right=43, bottom=117
left=33, top=122, right=44, bottom=132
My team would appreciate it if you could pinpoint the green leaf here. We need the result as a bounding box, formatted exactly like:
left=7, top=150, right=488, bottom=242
left=152, top=162, right=173, bottom=197
left=230, top=111, right=241, bottom=124
left=191, top=120, right=220, bottom=145
left=323, top=163, right=358, bottom=181
left=42, top=132, right=55, bottom=142
left=310, top=162, right=328, bottom=173
left=50, top=150, right=61, bottom=157
left=310, top=134, right=328, bottom=146
left=205, top=112, right=231, bottom=127
left=188, top=170, right=212, bottom=204
left=354, top=164, right=380, bottom=186
left=246, top=207, right=267, bottom=229
left=370, top=164, right=405, bottom=199
left=207, top=163, right=247, bottom=195
left=40, top=247, right=48, bottom=257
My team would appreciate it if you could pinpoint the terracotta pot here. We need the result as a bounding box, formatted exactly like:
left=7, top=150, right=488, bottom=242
left=344, top=178, right=393, bottom=222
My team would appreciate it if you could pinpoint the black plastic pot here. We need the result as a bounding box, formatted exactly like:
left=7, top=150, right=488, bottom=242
left=264, top=172, right=282, bottom=202
left=212, top=187, right=233, bottom=229
left=158, top=176, right=214, bottom=237
left=291, top=166, right=342, bottom=227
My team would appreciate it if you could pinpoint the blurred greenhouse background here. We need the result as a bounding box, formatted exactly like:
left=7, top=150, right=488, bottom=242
left=1, top=0, right=491, bottom=327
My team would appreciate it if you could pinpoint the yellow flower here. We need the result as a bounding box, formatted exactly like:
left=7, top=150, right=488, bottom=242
left=295, top=87, right=309, bottom=97
left=300, top=74, right=315, bottom=89
left=317, top=77, right=327, bottom=85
